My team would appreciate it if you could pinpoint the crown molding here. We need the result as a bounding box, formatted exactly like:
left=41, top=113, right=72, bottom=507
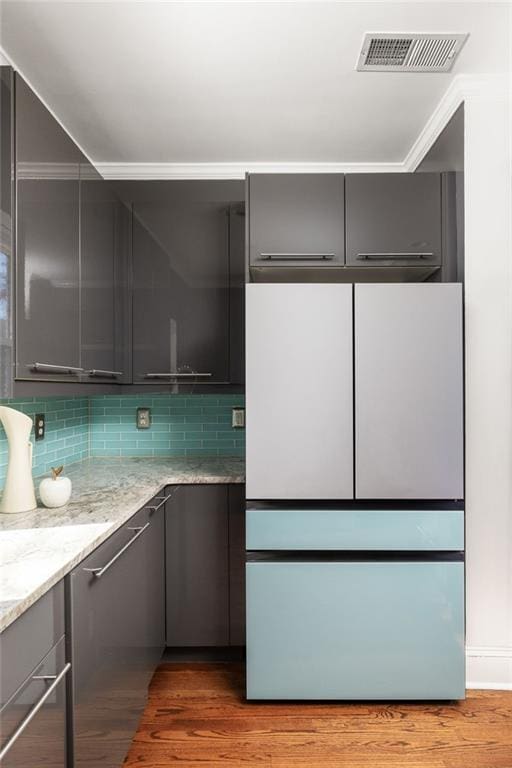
left=404, top=74, right=509, bottom=172
left=95, top=161, right=406, bottom=180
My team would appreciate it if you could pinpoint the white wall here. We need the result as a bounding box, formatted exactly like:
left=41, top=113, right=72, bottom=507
left=463, top=78, right=512, bottom=688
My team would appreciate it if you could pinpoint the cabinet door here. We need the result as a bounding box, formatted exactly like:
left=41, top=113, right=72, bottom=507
left=246, top=560, right=465, bottom=700
left=0, top=638, right=68, bottom=768
left=0, top=67, right=14, bottom=397
left=70, top=503, right=165, bottom=768
left=166, top=485, right=229, bottom=646
left=246, top=284, right=353, bottom=500
left=345, top=173, right=442, bottom=267
left=80, top=159, right=124, bottom=383
left=131, top=185, right=242, bottom=385
left=15, top=74, right=81, bottom=381
left=228, top=484, right=246, bottom=646
left=355, top=284, right=464, bottom=500
left=249, top=174, right=345, bottom=267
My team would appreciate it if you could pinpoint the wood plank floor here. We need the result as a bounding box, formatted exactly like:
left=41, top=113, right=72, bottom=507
left=125, top=663, right=512, bottom=768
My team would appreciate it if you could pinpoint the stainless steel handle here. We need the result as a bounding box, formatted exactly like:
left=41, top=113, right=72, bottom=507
left=146, top=492, right=174, bottom=513
left=87, top=369, right=123, bottom=378
left=144, top=372, right=213, bottom=379
left=260, top=253, right=335, bottom=261
left=83, top=523, right=150, bottom=578
left=0, top=663, right=71, bottom=761
left=356, top=252, right=433, bottom=261
left=30, top=363, right=84, bottom=374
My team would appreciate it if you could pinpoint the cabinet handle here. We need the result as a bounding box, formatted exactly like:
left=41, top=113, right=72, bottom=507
left=87, top=369, right=123, bottom=378
left=260, top=253, right=335, bottom=261
left=144, top=372, right=212, bottom=379
left=356, top=252, right=433, bottom=261
left=0, top=663, right=71, bottom=761
left=30, top=363, right=84, bottom=374
left=83, top=523, right=150, bottom=578
left=146, top=492, right=174, bottom=513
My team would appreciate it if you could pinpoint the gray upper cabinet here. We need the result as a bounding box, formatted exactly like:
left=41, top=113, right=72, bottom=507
left=355, top=283, right=464, bottom=500
left=345, top=173, right=442, bottom=268
left=0, top=67, right=14, bottom=397
left=15, top=73, right=81, bottom=382
left=126, top=181, right=244, bottom=386
left=248, top=173, right=345, bottom=268
left=80, top=158, right=125, bottom=383
left=69, top=500, right=165, bottom=768
left=166, top=485, right=230, bottom=646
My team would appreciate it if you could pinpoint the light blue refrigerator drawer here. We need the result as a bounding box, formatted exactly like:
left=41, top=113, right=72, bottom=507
left=246, top=509, right=464, bottom=551
left=246, top=560, right=465, bottom=700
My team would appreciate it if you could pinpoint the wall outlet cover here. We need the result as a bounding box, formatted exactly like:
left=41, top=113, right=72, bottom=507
left=232, top=407, right=245, bottom=429
left=136, top=407, right=151, bottom=429
left=34, top=413, right=45, bottom=440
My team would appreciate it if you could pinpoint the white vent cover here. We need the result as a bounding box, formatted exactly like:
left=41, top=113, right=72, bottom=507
left=357, top=33, right=468, bottom=73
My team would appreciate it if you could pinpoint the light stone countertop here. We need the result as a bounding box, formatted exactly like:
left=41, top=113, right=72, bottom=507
left=0, top=456, right=245, bottom=633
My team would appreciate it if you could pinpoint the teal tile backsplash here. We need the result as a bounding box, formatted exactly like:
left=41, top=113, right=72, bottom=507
left=0, top=397, right=89, bottom=487
left=0, top=394, right=245, bottom=489
left=89, top=394, right=245, bottom=458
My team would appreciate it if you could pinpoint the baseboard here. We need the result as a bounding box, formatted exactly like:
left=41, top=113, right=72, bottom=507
left=466, top=646, right=512, bottom=690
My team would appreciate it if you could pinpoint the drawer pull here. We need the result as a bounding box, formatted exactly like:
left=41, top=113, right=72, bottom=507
left=146, top=493, right=174, bottom=513
left=0, top=662, right=71, bottom=761
left=87, top=369, right=123, bottom=378
left=83, top=523, right=150, bottom=578
left=260, top=253, right=335, bottom=261
left=356, top=252, right=433, bottom=261
left=30, top=363, right=84, bottom=374
left=144, top=372, right=212, bottom=379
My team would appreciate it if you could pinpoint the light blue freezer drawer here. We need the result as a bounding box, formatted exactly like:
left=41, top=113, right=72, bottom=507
left=246, top=509, right=464, bottom=551
left=246, top=560, right=465, bottom=700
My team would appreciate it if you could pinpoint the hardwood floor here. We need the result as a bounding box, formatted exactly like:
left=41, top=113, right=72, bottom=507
left=125, top=663, right=512, bottom=768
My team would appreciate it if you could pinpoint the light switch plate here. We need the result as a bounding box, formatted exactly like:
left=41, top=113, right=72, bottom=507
left=232, top=407, right=245, bottom=429
left=136, top=407, right=151, bottom=429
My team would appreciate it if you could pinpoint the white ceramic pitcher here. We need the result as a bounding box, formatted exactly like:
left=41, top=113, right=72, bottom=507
left=0, top=406, right=37, bottom=514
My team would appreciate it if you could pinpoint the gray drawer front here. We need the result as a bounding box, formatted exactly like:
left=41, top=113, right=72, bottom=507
left=0, top=636, right=68, bottom=766
left=0, top=581, right=64, bottom=708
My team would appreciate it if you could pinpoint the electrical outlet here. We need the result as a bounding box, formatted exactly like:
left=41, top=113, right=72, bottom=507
left=136, top=407, right=151, bottom=429
left=34, top=413, right=45, bottom=440
left=232, top=407, right=245, bottom=429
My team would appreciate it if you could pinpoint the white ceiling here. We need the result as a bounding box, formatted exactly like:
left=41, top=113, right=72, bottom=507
left=0, top=1, right=509, bottom=168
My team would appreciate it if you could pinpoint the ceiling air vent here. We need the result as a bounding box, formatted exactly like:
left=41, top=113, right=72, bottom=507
left=357, top=33, right=468, bottom=73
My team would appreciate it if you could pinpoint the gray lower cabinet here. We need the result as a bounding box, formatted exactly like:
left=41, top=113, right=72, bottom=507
left=345, top=173, right=442, bottom=268
left=228, top=484, right=246, bottom=646
left=69, top=499, right=166, bottom=768
left=248, top=173, right=345, bottom=268
left=0, top=582, right=68, bottom=767
left=166, top=485, right=230, bottom=646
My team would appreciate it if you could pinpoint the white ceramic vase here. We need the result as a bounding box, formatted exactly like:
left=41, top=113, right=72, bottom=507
left=0, top=406, right=37, bottom=514
left=39, top=476, right=72, bottom=508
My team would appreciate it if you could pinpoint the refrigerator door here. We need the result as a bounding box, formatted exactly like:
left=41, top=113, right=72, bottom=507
left=355, top=283, right=464, bottom=500
left=246, top=559, right=465, bottom=700
left=246, top=284, right=353, bottom=500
